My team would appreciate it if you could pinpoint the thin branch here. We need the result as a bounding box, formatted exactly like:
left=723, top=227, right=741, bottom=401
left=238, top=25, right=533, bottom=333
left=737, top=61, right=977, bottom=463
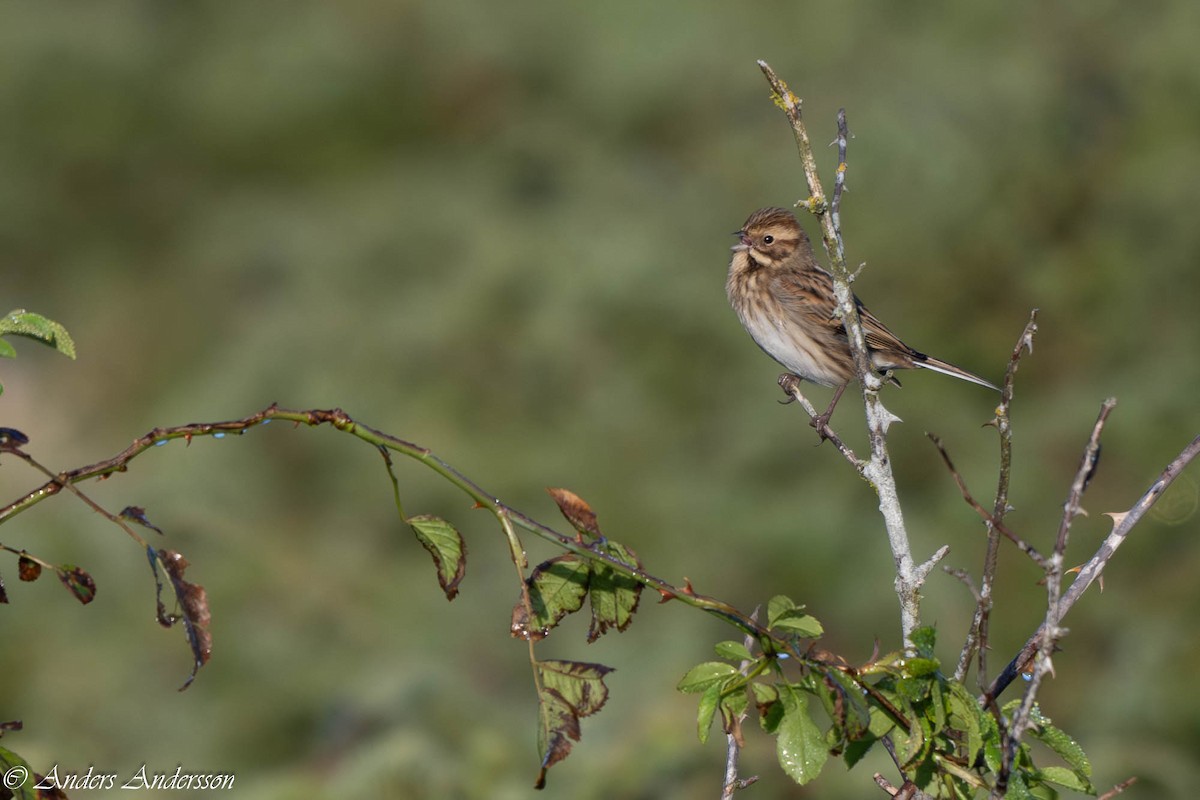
left=830, top=108, right=850, bottom=266
left=1097, top=776, right=1138, bottom=799
left=956, top=309, right=1038, bottom=685
left=927, top=432, right=1047, bottom=569
left=986, top=429, right=1200, bottom=702
left=759, top=60, right=930, bottom=648
left=778, top=374, right=861, bottom=467
left=722, top=612, right=761, bottom=799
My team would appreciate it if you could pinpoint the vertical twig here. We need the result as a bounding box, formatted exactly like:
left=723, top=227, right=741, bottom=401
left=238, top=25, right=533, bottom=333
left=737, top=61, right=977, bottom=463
left=758, top=60, right=934, bottom=647
left=955, top=310, right=1038, bottom=684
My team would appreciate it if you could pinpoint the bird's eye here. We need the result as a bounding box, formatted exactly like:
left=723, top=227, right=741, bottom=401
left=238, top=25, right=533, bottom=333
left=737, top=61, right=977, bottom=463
left=763, top=235, right=775, bottom=245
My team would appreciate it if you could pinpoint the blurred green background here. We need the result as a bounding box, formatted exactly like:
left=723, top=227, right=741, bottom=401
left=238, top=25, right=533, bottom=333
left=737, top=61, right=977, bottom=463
left=3, top=2, right=1199, bottom=797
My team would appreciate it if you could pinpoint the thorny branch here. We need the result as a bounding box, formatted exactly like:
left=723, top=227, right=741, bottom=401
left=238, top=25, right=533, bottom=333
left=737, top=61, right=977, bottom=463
left=953, top=309, right=1038, bottom=685
left=998, top=399, right=1114, bottom=791
left=987, top=429, right=1200, bottom=703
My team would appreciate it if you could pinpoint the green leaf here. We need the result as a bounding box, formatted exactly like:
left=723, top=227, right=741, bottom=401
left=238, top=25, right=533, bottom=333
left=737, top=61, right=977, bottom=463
left=1034, top=765, right=1091, bottom=792
left=0, top=309, right=76, bottom=359
left=677, top=661, right=737, bottom=694
left=776, top=685, right=828, bottom=784
left=512, top=555, right=590, bottom=640
left=1004, top=769, right=1035, bottom=800
left=772, top=613, right=824, bottom=638
left=0, top=338, right=15, bottom=358
left=407, top=514, right=467, bottom=601
left=696, top=683, right=721, bottom=744
left=586, top=540, right=642, bottom=641
left=910, top=626, right=937, bottom=658
left=767, top=594, right=801, bottom=627
left=767, top=595, right=823, bottom=638
left=714, top=640, right=753, bottom=662
left=947, top=681, right=984, bottom=768
left=1027, top=706, right=1091, bottom=778
left=539, top=659, right=613, bottom=717
left=900, top=657, right=940, bottom=678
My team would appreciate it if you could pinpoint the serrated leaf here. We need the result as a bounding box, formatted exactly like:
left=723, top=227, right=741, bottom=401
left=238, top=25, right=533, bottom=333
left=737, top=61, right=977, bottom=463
left=1005, top=770, right=1035, bottom=800
left=533, top=660, right=613, bottom=789
left=696, top=683, right=721, bottom=744
left=538, top=659, right=613, bottom=717
left=714, top=640, right=753, bottom=662
left=511, top=555, right=589, bottom=641
left=407, top=514, right=466, bottom=601
left=586, top=540, right=641, bottom=641
left=0, top=310, right=76, bottom=359
left=546, top=487, right=602, bottom=540
left=677, top=661, right=738, bottom=694
left=56, top=564, right=96, bottom=605
left=776, top=685, right=828, bottom=784
left=767, top=594, right=802, bottom=628
left=1027, top=707, right=1091, bottom=777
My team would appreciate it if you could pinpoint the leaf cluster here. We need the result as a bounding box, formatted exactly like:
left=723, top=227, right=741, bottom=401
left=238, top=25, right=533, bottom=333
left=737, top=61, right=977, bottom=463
left=679, top=622, right=1094, bottom=797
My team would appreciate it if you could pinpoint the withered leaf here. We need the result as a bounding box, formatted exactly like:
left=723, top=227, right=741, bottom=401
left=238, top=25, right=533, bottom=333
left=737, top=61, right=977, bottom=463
left=511, top=555, right=590, bottom=641
left=154, top=549, right=212, bottom=690
left=17, top=555, right=40, bottom=582
left=533, top=659, right=614, bottom=789
left=407, top=514, right=466, bottom=600
left=55, top=565, right=96, bottom=605
left=546, top=488, right=602, bottom=541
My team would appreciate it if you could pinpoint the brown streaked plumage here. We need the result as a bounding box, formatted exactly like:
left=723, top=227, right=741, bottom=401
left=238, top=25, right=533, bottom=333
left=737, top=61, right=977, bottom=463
left=727, top=207, right=996, bottom=422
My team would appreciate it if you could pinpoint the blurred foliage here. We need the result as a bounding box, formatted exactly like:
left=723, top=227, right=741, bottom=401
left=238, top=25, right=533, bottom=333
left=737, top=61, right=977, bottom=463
left=2, top=1, right=1199, bottom=797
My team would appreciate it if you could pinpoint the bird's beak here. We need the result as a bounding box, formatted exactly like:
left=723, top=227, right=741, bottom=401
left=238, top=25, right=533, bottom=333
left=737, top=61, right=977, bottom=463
left=730, top=230, right=751, bottom=252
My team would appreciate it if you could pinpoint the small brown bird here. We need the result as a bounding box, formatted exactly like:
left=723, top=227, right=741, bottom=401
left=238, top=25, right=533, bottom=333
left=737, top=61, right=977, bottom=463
left=727, top=207, right=997, bottom=425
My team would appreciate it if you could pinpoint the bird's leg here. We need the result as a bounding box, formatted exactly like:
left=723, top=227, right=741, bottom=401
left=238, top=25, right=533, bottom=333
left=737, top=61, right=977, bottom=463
left=810, top=382, right=848, bottom=440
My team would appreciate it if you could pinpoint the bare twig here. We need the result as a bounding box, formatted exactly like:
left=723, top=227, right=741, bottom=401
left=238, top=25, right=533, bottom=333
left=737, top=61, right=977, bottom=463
left=778, top=374, right=861, bottom=467
left=1097, top=776, right=1138, bottom=799
left=830, top=108, right=850, bottom=266
left=955, top=310, right=1038, bottom=685
left=987, top=428, right=1200, bottom=702
left=927, top=432, right=1046, bottom=569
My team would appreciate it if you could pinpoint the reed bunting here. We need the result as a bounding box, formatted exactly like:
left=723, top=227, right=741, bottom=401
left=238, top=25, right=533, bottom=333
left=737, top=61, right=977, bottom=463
left=727, top=207, right=997, bottom=426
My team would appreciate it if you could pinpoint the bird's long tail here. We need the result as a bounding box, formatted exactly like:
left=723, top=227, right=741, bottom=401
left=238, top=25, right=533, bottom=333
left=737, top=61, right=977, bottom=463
left=913, top=354, right=999, bottom=391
